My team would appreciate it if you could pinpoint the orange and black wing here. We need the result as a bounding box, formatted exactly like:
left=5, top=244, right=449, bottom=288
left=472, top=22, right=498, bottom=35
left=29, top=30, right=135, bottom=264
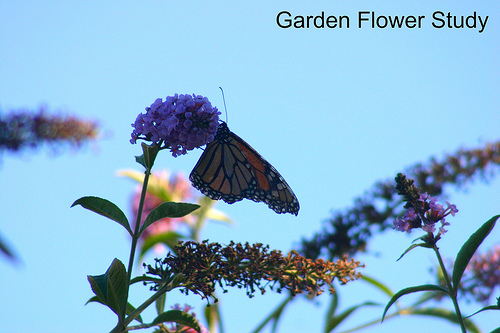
left=189, top=122, right=299, bottom=215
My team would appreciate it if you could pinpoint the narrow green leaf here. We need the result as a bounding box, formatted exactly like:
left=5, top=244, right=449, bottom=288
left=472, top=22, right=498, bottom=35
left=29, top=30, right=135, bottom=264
left=155, top=292, right=166, bottom=315
left=139, top=202, right=200, bottom=235
left=324, top=292, right=339, bottom=328
left=452, top=215, right=499, bottom=294
left=151, top=310, right=201, bottom=332
left=325, top=301, right=379, bottom=332
left=361, top=275, right=394, bottom=298
left=129, top=275, right=158, bottom=285
left=414, top=290, right=445, bottom=307
left=204, top=302, right=221, bottom=333
left=409, top=306, right=457, bottom=319
left=126, top=302, right=143, bottom=323
left=397, top=243, right=431, bottom=261
left=382, top=284, right=448, bottom=321
left=250, top=296, right=292, bottom=333
left=71, top=196, right=131, bottom=235
left=87, top=258, right=128, bottom=321
left=466, top=305, right=500, bottom=318
left=405, top=307, right=480, bottom=333
left=0, top=230, right=19, bottom=263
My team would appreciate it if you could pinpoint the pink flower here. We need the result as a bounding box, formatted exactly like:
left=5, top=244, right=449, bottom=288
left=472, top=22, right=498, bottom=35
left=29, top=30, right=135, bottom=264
left=130, top=171, right=196, bottom=242
left=459, top=245, right=500, bottom=303
left=170, top=304, right=210, bottom=333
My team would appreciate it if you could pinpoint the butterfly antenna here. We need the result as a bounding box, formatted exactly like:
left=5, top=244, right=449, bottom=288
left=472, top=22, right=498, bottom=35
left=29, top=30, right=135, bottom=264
left=219, top=87, right=228, bottom=123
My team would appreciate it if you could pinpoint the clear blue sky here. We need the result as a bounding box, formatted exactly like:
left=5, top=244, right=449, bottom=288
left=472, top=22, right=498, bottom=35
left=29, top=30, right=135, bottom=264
left=1, top=1, right=499, bottom=332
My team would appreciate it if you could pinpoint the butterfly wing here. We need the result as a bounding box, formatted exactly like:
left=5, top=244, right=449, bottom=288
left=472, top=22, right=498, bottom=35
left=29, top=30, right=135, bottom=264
left=189, top=122, right=299, bottom=215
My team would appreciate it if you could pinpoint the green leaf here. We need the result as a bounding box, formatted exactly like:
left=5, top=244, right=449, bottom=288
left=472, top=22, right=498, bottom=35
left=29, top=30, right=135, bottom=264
left=87, top=258, right=128, bottom=321
left=135, top=154, right=146, bottom=169
left=405, top=307, right=480, bottom=333
left=155, top=292, right=166, bottom=315
left=87, top=296, right=143, bottom=324
left=71, top=196, right=132, bottom=235
left=85, top=296, right=144, bottom=324
left=414, top=290, right=445, bottom=307
left=126, top=302, right=143, bottom=324
left=151, top=310, right=201, bottom=332
left=382, top=284, right=448, bottom=321
left=129, top=275, right=157, bottom=285
left=452, top=215, right=499, bottom=295
left=397, top=242, right=432, bottom=261
left=325, top=301, right=379, bottom=332
left=361, top=275, right=394, bottom=298
left=138, top=142, right=160, bottom=170
left=0, top=230, right=19, bottom=263
left=85, top=295, right=103, bottom=306
left=139, top=202, right=200, bottom=235
left=138, top=231, right=184, bottom=261
left=250, top=296, right=292, bottom=333
left=204, top=302, right=221, bottom=333
left=86, top=297, right=143, bottom=324
left=466, top=304, right=500, bottom=318
left=324, top=291, right=339, bottom=326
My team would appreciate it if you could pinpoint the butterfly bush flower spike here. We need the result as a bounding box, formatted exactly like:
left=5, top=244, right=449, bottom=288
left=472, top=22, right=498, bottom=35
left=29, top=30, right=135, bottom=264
left=459, top=245, right=500, bottom=304
left=0, top=107, right=98, bottom=154
left=393, top=173, right=458, bottom=242
left=131, top=94, right=220, bottom=157
left=144, top=241, right=362, bottom=302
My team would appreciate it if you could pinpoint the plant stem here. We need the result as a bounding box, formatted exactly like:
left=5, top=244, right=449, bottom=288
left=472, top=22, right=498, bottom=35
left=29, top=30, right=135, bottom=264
left=128, top=169, right=151, bottom=282
left=119, top=168, right=151, bottom=329
left=433, top=245, right=467, bottom=333
left=123, top=283, right=173, bottom=327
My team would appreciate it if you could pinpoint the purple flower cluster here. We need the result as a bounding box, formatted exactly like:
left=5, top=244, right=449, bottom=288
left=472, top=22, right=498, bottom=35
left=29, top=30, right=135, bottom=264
left=393, top=193, right=458, bottom=235
left=130, top=94, right=220, bottom=156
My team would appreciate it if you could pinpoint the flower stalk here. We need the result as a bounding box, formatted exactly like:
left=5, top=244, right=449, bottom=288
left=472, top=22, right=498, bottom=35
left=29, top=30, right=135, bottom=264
left=433, top=245, right=466, bottom=333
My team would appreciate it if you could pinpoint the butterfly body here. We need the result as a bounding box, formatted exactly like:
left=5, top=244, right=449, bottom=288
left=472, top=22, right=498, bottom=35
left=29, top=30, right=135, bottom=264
left=190, top=122, right=299, bottom=215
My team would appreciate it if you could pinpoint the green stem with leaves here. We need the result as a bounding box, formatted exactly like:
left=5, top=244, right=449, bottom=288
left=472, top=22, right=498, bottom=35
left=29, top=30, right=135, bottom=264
left=110, top=171, right=151, bottom=333
left=116, top=144, right=157, bottom=332
left=127, top=169, right=150, bottom=282
left=124, top=283, right=173, bottom=328
left=433, top=245, right=466, bottom=333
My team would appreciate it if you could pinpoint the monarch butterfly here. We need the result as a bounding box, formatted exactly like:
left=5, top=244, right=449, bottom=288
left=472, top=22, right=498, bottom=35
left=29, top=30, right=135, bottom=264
left=189, top=122, right=299, bottom=215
